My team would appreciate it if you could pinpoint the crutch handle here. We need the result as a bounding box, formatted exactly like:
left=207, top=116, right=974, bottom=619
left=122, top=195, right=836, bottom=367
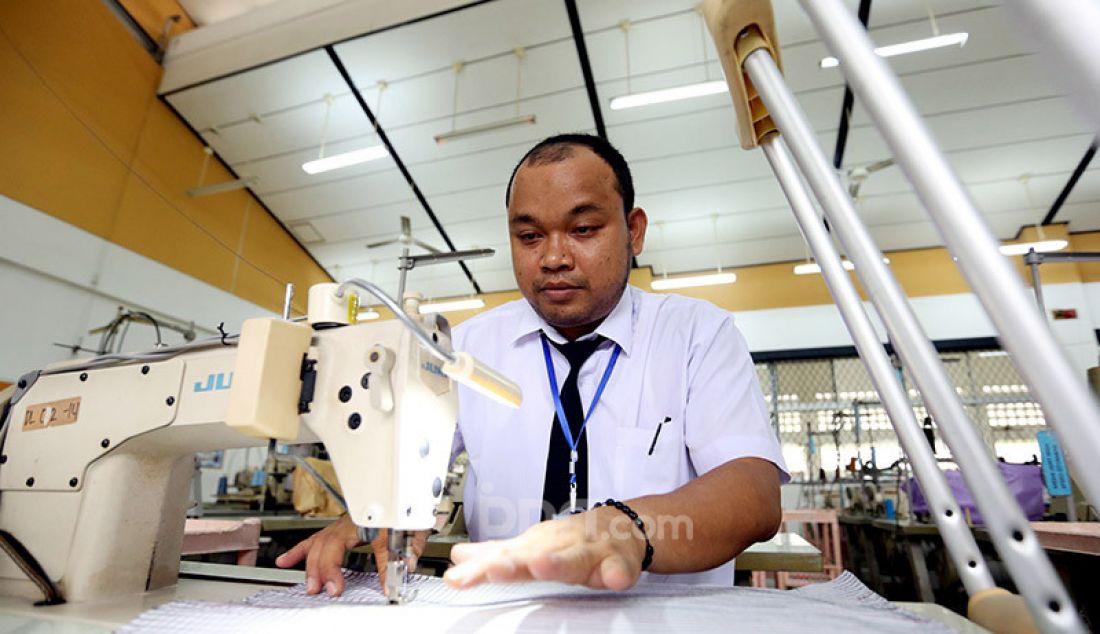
left=967, top=588, right=1040, bottom=634
left=703, top=0, right=783, bottom=149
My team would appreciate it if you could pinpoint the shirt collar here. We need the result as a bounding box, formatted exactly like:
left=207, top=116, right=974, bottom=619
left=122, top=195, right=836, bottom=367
left=511, top=285, right=636, bottom=356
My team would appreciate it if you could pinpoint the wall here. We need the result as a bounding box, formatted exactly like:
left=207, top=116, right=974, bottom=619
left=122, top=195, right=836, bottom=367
left=0, top=194, right=275, bottom=380
left=430, top=226, right=1100, bottom=376
left=117, top=0, right=195, bottom=43
left=0, top=1, right=330, bottom=319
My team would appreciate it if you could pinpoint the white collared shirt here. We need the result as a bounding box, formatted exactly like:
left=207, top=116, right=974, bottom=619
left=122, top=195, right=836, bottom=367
left=451, top=285, right=787, bottom=585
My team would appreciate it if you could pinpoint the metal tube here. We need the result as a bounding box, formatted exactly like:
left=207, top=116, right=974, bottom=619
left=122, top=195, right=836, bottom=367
left=768, top=362, right=781, bottom=438
left=745, top=50, right=1082, bottom=634
left=397, top=246, right=410, bottom=302
left=1030, top=261, right=1046, bottom=316
left=761, top=135, right=994, bottom=596
left=282, top=283, right=295, bottom=321
left=335, top=278, right=456, bottom=364
left=1022, top=256, right=1076, bottom=523
left=1025, top=251, right=1048, bottom=316
left=801, top=0, right=1100, bottom=514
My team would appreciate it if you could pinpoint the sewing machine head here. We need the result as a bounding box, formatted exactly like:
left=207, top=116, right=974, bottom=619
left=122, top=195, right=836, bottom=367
left=0, top=281, right=519, bottom=606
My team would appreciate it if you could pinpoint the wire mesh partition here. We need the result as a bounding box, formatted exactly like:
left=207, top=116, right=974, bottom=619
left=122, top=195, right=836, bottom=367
left=755, top=348, right=1048, bottom=483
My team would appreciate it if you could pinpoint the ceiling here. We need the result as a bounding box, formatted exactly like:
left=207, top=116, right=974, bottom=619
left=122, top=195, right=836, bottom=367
left=160, top=0, right=1100, bottom=302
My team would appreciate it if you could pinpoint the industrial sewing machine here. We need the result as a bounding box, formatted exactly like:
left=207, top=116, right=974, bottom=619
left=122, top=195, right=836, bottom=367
left=0, top=279, right=520, bottom=607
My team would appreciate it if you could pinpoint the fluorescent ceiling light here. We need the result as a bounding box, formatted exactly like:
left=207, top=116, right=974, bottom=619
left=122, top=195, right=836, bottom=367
left=418, top=298, right=485, bottom=314
left=610, top=80, right=728, bottom=111
left=651, top=271, right=737, bottom=290
left=302, top=145, right=388, bottom=175
left=794, top=260, right=855, bottom=275
left=793, top=257, right=890, bottom=275
left=998, top=240, right=1068, bottom=256
left=820, top=32, right=969, bottom=68
left=434, top=115, right=536, bottom=145
left=357, top=309, right=380, bottom=321
left=186, top=176, right=257, bottom=197
left=978, top=350, right=1009, bottom=358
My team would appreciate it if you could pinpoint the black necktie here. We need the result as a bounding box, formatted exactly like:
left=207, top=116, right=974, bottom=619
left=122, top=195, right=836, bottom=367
left=542, top=334, right=604, bottom=520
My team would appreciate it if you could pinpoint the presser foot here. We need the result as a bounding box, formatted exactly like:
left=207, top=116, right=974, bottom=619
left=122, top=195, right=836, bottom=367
left=383, top=529, right=418, bottom=604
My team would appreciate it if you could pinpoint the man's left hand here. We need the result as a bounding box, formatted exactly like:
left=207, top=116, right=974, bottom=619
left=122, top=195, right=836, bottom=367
left=443, top=506, right=647, bottom=591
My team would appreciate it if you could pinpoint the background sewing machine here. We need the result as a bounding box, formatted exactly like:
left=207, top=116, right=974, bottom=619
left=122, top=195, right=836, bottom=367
left=207, top=453, right=298, bottom=513
left=0, top=280, right=520, bottom=609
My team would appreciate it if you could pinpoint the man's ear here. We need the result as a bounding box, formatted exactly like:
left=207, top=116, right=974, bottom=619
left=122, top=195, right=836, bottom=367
left=626, top=208, right=648, bottom=256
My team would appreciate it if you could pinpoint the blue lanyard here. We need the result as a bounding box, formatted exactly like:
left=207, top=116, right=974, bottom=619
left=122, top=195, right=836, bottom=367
left=540, top=333, right=621, bottom=511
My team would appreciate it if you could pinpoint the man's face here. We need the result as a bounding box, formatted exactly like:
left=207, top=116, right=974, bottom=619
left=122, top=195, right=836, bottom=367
left=508, top=147, right=647, bottom=338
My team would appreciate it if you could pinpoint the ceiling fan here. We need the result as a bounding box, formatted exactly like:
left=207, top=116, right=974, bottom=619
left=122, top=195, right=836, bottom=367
left=366, top=216, right=442, bottom=253
left=846, top=158, right=896, bottom=199
left=365, top=215, right=493, bottom=299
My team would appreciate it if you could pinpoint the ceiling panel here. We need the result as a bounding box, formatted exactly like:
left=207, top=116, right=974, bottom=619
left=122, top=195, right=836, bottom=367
left=262, top=165, right=412, bottom=222
left=631, top=147, right=773, bottom=198
left=334, top=0, right=576, bottom=90
left=159, top=0, right=1099, bottom=301
left=165, top=50, right=349, bottom=130
left=1057, top=194, right=1100, bottom=233
left=206, top=95, right=377, bottom=166
left=383, top=88, right=594, bottom=167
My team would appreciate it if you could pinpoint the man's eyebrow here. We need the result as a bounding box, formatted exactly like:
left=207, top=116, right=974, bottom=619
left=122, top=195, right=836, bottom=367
left=570, top=203, right=601, bottom=216
left=509, top=204, right=604, bottom=226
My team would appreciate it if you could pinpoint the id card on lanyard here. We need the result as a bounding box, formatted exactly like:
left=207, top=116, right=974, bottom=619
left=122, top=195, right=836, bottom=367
left=540, top=333, right=621, bottom=516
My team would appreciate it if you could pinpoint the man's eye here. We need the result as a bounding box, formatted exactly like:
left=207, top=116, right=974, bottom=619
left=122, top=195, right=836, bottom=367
left=518, top=232, right=539, bottom=242
left=575, top=226, right=595, bottom=235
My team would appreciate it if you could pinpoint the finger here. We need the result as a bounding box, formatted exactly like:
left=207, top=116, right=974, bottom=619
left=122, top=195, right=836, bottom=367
left=304, top=540, right=323, bottom=595
left=371, top=530, right=389, bottom=588
left=444, top=548, right=506, bottom=589
left=412, top=530, right=430, bottom=555
left=445, top=543, right=537, bottom=588
left=487, top=556, right=537, bottom=584
left=595, top=554, right=637, bottom=592
left=275, top=535, right=314, bottom=569
left=409, top=530, right=430, bottom=572
left=317, top=535, right=349, bottom=596
left=482, top=555, right=523, bottom=585
left=449, top=540, right=504, bottom=565
left=527, top=543, right=599, bottom=586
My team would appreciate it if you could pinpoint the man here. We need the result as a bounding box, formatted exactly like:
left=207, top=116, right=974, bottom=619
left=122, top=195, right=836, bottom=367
left=277, top=133, right=786, bottom=596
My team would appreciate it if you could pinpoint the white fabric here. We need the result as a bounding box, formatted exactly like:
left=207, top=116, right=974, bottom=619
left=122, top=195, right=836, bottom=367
left=121, top=572, right=953, bottom=633
left=451, top=285, right=788, bottom=586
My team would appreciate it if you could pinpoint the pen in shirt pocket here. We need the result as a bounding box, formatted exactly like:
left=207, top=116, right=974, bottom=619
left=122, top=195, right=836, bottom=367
left=648, top=417, right=672, bottom=455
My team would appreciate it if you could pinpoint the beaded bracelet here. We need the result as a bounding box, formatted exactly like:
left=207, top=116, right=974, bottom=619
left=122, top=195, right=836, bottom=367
left=592, top=498, right=654, bottom=572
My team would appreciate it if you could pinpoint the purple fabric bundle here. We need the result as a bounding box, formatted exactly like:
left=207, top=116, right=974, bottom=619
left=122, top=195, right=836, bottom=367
left=906, top=462, right=1045, bottom=524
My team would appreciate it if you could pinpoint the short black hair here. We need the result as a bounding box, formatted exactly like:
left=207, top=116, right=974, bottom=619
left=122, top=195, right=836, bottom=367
left=505, top=133, right=634, bottom=215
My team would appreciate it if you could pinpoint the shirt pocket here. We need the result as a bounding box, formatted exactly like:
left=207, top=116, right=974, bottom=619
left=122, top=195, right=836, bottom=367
left=612, top=420, right=684, bottom=500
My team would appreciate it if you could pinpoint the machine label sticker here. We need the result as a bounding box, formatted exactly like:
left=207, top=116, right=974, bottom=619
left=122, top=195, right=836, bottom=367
left=419, top=349, right=450, bottom=396
left=420, top=361, right=445, bottom=377
left=194, top=372, right=233, bottom=393
left=23, top=397, right=81, bottom=431
left=1037, top=431, right=1072, bottom=496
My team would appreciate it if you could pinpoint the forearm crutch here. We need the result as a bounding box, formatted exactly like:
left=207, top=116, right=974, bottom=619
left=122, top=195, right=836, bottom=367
left=704, top=2, right=1097, bottom=632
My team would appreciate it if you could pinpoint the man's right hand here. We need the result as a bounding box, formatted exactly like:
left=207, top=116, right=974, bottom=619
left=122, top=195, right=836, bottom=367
left=275, top=514, right=363, bottom=596
left=275, top=515, right=429, bottom=597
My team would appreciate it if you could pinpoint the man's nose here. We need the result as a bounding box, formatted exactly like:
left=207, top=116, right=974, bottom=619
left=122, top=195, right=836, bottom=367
left=540, top=234, right=574, bottom=271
